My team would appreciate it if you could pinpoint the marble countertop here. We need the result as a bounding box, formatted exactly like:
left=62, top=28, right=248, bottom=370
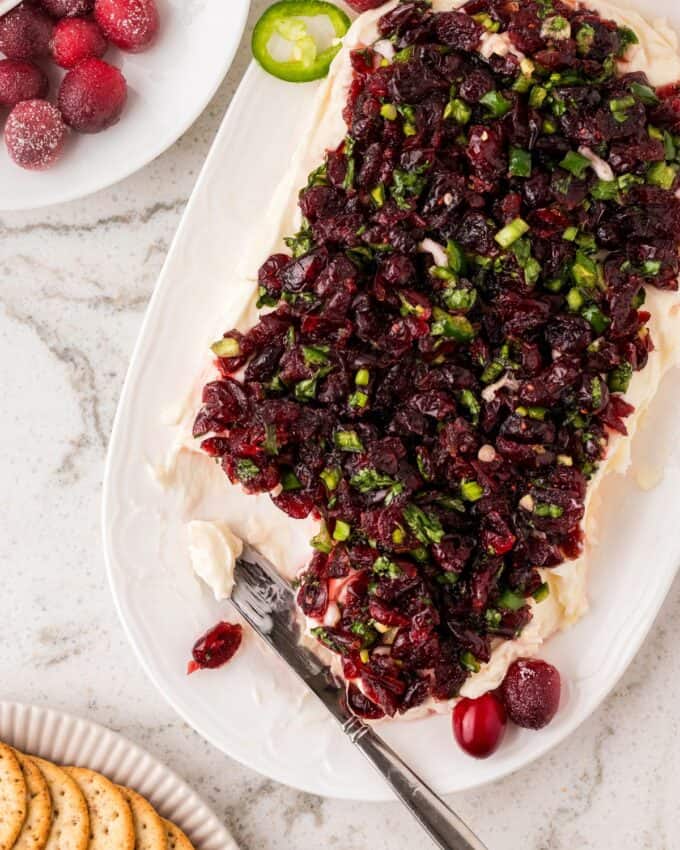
left=2, top=3, right=679, bottom=848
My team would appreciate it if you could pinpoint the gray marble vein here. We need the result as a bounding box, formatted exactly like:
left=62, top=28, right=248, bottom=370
left=2, top=1, right=679, bottom=848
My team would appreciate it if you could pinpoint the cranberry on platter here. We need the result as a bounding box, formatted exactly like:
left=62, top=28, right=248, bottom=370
left=453, top=692, right=507, bottom=758
left=500, top=658, right=562, bottom=730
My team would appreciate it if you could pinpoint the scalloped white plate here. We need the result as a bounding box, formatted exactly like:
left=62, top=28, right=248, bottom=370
left=0, top=702, right=238, bottom=850
left=104, top=3, right=680, bottom=801
left=0, top=0, right=250, bottom=210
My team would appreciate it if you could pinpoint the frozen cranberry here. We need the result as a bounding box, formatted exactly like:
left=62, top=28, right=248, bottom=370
left=453, top=693, right=507, bottom=758
left=40, top=0, right=94, bottom=17
left=0, top=59, right=48, bottom=108
left=58, top=57, right=127, bottom=132
left=0, top=3, right=53, bottom=60
left=187, top=621, right=243, bottom=674
left=501, top=658, right=561, bottom=729
left=50, top=17, right=107, bottom=68
left=94, top=0, right=158, bottom=52
left=5, top=99, right=67, bottom=170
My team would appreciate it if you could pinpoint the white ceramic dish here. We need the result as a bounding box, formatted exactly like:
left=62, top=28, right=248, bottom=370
left=0, top=0, right=21, bottom=16
left=0, top=0, right=250, bottom=211
left=0, top=701, right=239, bottom=850
left=103, top=5, right=680, bottom=801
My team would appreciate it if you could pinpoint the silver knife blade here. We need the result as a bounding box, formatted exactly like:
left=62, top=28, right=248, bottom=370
left=232, top=544, right=351, bottom=722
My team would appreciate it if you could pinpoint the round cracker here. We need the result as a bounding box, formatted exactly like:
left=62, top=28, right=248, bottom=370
left=12, top=750, right=52, bottom=850
left=29, top=758, right=89, bottom=850
left=117, top=787, right=167, bottom=850
left=0, top=741, right=27, bottom=850
left=62, top=768, right=134, bottom=850
left=163, top=820, right=194, bottom=850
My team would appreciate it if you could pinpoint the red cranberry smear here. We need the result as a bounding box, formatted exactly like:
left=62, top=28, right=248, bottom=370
left=187, top=621, right=243, bottom=674
left=501, top=658, right=561, bottom=730
left=453, top=692, right=507, bottom=758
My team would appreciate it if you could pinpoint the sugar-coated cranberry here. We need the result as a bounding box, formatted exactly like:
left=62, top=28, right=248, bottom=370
left=5, top=99, right=67, bottom=170
left=0, top=59, right=48, bottom=108
left=40, top=0, right=94, bottom=17
left=453, top=692, right=507, bottom=758
left=0, top=3, right=53, bottom=60
left=51, top=17, right=107, bottom=68
left=58, top=57, right=127, bottom=132
left=187, top=621, right=243, bottom=674
left=501, top=658, right=562, bottom=729
left=94, top=0, right=158, bottom=52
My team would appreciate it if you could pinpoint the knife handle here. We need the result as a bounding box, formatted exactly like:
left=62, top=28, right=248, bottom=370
left=342, top=716, right=488, bottom=850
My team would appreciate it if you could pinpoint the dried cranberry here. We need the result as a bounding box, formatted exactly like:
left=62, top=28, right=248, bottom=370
left=434, top=11, right=482, bottom=51
left=453, top=692, right=507, bottom=758
left=346, top=683, right=385, bottom=718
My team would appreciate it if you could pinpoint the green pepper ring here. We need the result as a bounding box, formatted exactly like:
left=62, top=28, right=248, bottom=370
left=252, top=0, right=351, bottom=83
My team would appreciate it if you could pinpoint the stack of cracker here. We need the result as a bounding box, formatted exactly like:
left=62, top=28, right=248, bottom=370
left=0, top=741, right=195, bottom=850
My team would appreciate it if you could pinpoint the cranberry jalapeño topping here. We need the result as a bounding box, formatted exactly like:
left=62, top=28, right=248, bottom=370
left=194, top=0, right=680, bottom=721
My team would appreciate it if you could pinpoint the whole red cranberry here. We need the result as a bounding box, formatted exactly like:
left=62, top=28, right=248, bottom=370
left=40, top=0, right=94, bottom=17
left=58, top=57, right=127, bottom=133
left=0, top=3, right=53, bottom=60
left=94, top=0, right=158, bottom=52
left=501, top=658, right=562, bottom=729
left=187, top=621, right=243, bottom=674
left=51, top=18, right=107, bottom=68
left=5, top=99, right=67, bottom=171
left=0, top=59, right=48, bottom=108
left=453, top=692, right=507, bottom=758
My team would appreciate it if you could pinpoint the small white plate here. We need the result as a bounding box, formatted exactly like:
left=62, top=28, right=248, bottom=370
left=0, top=0, right=250, bottom=210
left=0, top=701, right=239, bottom=850
left=103, top=3, right=680, bottom=801
left=0, top=1, right=21, bottom=16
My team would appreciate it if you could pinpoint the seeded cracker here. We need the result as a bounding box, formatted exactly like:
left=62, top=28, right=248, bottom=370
left=163, top=820, right=194, bottom=850
left=28, top=758, right=89, bottom=850
left=12, top=750, right=52, bottom=850
left=117, top=786, right=168, bottom=850
left=62, top=768, right=134, bottom=850
left=0, top=742, right=26, bottom=850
